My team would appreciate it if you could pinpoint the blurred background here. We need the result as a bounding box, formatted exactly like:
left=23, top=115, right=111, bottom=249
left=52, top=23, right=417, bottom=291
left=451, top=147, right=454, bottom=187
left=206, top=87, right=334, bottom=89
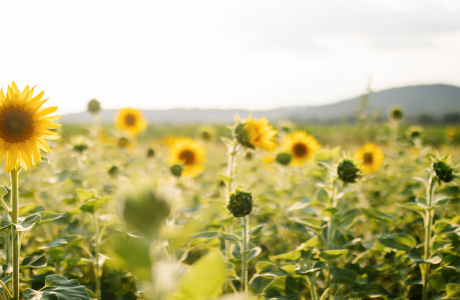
left=1, top=0, right=459, bottom=125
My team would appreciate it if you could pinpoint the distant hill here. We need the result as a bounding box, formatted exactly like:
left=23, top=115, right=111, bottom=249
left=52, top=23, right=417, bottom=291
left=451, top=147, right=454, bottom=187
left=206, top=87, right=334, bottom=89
left=60, top=84, right=460, bottom=124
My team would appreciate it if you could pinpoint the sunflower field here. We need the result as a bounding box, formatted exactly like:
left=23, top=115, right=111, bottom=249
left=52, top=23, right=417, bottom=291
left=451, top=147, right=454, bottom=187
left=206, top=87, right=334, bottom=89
left=0, top=82, right=458, bottom=300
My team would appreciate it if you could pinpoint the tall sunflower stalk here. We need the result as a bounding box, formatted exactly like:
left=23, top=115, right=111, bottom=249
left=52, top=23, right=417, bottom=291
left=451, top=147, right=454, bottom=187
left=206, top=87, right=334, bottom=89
left=0, top=82, right=60, bottom=300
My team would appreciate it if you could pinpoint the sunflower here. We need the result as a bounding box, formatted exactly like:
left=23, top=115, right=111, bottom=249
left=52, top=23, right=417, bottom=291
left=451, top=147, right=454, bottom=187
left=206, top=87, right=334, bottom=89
left=356, top=143, right=384, bottom=174
left=282, top=131, right=320, bottom=166
left=167, top=138, right=206, bottom=177
left=0, top=82, right=60, bottom=173
left=115, top=108, right=147, bottom=135
left=236, top=117, right=277, bottom=152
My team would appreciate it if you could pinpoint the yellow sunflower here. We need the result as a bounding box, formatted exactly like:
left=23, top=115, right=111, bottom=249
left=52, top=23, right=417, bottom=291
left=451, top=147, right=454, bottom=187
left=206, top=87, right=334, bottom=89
left=282, top=131, right=320, bottom=166
left=0, top=82, right=60, bottom=173
left=241, top=117, right=277, bottom=152
left=167, top=138, right=206, bottom=177
left=356, top=143, right=384, bottom=174
left=115, top=108, right=147, bottom=135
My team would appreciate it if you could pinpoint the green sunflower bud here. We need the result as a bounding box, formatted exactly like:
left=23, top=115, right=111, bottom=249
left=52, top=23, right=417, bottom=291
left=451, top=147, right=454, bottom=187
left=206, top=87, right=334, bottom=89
left=227, top=189, right=254, bottom=218
left=73, top=144, right=88, bottom=154
left=108, top=166, right=120, bottom=178
left=337, top=159, right=360, bottom=183
left=276, top=152, right=291, bottom=166
left=147, top=148, right=155, bottom=158
left=245, top=151, right=253, bottom=160
left=408, top=126, right=422, bottom=139
left=433, top=160, right=456, bottom=183
left=389, top=106, right=403, bottom=121
left=235, top=122, right=254, bottom=149
left=170, top=164, right=183, bottom=177
left=88, top=99, right=101, bottom=114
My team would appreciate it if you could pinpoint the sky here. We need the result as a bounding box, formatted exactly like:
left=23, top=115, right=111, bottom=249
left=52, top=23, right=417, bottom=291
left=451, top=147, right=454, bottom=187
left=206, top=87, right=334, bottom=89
left=1, top=0, right=460, bottom=114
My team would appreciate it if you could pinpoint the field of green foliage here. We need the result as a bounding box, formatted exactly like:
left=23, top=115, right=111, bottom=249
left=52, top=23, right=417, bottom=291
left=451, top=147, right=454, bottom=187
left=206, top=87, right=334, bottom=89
left=0, top=95, right=459, bottom=300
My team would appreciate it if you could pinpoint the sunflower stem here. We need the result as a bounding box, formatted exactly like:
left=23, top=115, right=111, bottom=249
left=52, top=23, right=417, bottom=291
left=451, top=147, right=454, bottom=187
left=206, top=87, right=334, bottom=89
left=240, top=215, right=249, bottom=292
left=422, top=173, right=436, bottom=300
left=225, top=143, right=238, bottom=261
left=11, top=169, right=19, bottom=300
left=93, top=213, right=102, bottom=300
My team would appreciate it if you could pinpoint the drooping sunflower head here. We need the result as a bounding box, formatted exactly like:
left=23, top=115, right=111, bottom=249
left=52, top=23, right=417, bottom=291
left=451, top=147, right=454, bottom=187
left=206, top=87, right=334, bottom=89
left=0, top=82, right=60, bottom=173
left=356, top=143, right=384, bottom=174
left=71, top=135, right=90, bottom=154
left=235, top=117, right=277, bottom=152
left=87, top=99, right=101, bottom=114
left=167, top=138, right=206, bottom=177
left=282, top=131, right=320, bottom=166
left=197, top=125, right=216, bottom=142
left=115, top=108, right=147, bottom=135
left=389, top=106, right=404, bottom=121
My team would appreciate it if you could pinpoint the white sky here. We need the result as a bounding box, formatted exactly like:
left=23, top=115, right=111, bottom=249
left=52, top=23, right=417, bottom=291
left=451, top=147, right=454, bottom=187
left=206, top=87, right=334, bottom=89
left=1, top=0, right=460, bottom=114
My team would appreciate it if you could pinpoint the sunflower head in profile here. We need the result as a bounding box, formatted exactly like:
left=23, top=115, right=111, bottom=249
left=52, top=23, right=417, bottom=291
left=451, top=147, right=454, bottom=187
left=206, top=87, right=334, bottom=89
left=282, top=131, right=320, bottom=166
left=235, top=117, right=277, bottom=152
left=115, top=108, right=147, bottom=135
left=0, top=82, right=60, bottom=173
left=167, top=138, right=206, bottom=177
left=356, top=143, right=384, bottom=174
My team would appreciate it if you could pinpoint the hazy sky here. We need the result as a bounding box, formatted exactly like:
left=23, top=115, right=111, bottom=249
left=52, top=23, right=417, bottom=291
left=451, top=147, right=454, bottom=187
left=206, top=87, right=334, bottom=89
left=1, top=0, right=460, bottom=114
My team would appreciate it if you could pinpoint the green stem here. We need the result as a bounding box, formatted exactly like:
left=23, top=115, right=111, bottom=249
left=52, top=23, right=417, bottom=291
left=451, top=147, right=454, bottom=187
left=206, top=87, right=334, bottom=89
left=325, top=179, right=338, bottom=297
left=422, top=174, right=436, bottom=300
left=11, top=169, right=19, bottom=300
left=225, top=143, right=238, bottom=261
left=0, top=279, right=12, bottom=300
left=309, top=275, right=318, bottom=300
left=240, top=215, right=249, bottom=292
left=93, top=214, right=101, bottom=300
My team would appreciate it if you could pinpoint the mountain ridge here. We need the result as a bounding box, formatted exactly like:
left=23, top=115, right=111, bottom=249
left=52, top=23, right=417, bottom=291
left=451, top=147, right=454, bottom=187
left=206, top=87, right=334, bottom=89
left=60, top=84, right=460, bottom=124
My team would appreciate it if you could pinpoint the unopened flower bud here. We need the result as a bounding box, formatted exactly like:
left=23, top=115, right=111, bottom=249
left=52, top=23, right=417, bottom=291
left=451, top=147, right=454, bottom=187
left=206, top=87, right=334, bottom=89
left=389, top=106, right=403, bottom=121
left=108, top=166, right=120, bottom=178
left=434, top=160, right=456, bottom=183
left=147, top=148, right=155, bottom=158
left=88, top=99, right=101, bottom=114
left=337, top=159, right=360, bottom=183
left=227, top=189, right=254, bottom=218
left=170, top=164, right=183, bottom=177
left=276, top=152, right=291, bottom=166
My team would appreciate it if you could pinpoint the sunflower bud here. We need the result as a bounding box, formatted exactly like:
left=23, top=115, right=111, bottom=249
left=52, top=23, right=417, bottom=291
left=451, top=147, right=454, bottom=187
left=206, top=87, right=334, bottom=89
left=108, top=166, right=120, bottom=178
left=389, top=106, right=403, bottom=121
left=147, top=148, right=155, bottom=158
left=407, top=126, right=422, bottom=139
left=88, top=99, right=101, bottom=114
left=73, top=144, right=88, bottom=154
left=276, top=152, right=291, bottom=166
left=337, top=159, right=360, bottom=183
left=227, top=189, right=254, bottom=218
left=235, top=122, right=254, bottom=149
left=170, top=164, right=183, bottom=177
left=433, top=160, right=456, bottom=183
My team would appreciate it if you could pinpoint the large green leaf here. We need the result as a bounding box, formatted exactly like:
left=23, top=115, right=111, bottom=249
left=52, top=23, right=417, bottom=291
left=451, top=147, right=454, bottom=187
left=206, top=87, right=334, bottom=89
left=379, top=233, right=416, bottom=251
left=21, top=254, right=47, bottom=268
left=319, top=249, right=348, bottom=261
left=261, top=276, right=304, bottom=300
left=362, top=208, right=395, bottom=224
left=23, top=274, right=89, bottom=300
left=171, top=250, right=227, bottom=300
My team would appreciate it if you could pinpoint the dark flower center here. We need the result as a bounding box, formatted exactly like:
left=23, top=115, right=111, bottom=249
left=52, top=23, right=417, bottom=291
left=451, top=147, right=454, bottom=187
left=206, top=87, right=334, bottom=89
left=179, top=149, right=195, bottom=165
left=0, top=107, right=34, bottom=143
left=293, top=143, right=308, bottom=157
left=125, top=113, right=136, bottom=126
left=364, top=152, right=373, bottom=164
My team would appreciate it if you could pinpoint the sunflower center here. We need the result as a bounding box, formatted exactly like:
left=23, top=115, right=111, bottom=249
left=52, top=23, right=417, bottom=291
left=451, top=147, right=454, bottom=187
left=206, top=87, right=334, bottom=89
left=364, top=152, right=373, bottom=164
left=125, top=113, right=136, bottom=126
left=0, top=107, right=34, bottom=143
left=118, top=137, right=129, bottom=147
left=179, top=149, right=195, bottom=165
left=293, top=142, right=308, bottom=157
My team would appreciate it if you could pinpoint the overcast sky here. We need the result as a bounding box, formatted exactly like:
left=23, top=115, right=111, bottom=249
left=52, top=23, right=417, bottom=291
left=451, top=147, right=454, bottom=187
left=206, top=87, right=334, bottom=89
left=1, top=0, right=460, bottom=114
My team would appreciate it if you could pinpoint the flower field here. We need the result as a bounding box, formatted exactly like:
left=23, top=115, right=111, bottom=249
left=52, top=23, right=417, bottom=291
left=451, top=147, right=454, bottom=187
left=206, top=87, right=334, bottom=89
left=0, top=83, right=459, bottom=300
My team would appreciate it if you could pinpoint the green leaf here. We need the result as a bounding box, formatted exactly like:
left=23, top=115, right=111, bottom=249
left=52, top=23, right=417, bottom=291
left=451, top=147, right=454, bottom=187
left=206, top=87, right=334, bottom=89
left=319, top=249, right=348, bottom=261
left=80, top=199, right=103, bottom=214
left=434, top=222, right=460, bottom=235
left=21, top=254, right=47, bottom=268
left=270, top=251, right=301, bottom=262
left=322, top=207, right=339, bottom=217
left=40, top=156, right=53, bottom=166
left=295, top=262, right=327, bottom=276
left=445, top=283, right=460, bottom=299
left=221, top=232, right=240, bottom=244
left=250, top=224, right=265, bottom=237
left=16, top=213, right=41, bottom=231
left=19, top=205, right=44, bottom=215
left=362, top=208, right=395, bottom=224
left=261, top=276, right=304, bottom=300
left=40, top=236, right=80, bottom=249
left=248, top=247, right=262, bottom=260
left=300, top=235, right=318, bottom=250
left=75, top=189, right=96, bottom=201
left=316, top=189, right=330, bottom=206
left=171, top=250, right=227, bottom=300
left=334, top=209, right=358, bottom=228
left=290, top=218, right=324, bottom=233
left=190, top=231, right=219, bottom=246
left=408, top=248, right=442, bottom=264
left=444, top=255, right=460, bottom=270
left=23, top=274, right=90, bottom=300
left=37, top=212, right=65, bottom=225
left=398, top=203, right=425, bottom=217
left=432, top=196, right=452, bottom=207
left=330, top=266, right=365, bottom=285
left=379, top=233, right=416, bottom=251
